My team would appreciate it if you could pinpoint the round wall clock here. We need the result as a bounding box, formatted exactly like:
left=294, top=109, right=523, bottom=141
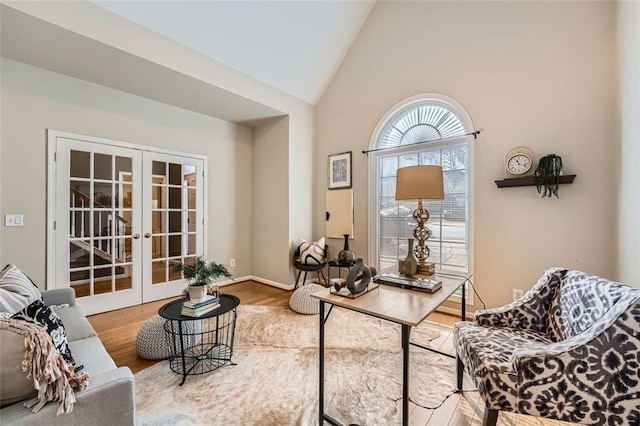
left=505, top=146, right=534, bottom=177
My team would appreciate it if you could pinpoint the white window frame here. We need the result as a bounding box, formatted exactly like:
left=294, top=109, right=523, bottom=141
left=367, top=94, right=475, bottom=304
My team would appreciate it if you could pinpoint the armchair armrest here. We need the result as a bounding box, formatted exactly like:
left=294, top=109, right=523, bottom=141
left=474, top=267, right=566, bottom=333
left=41, top=289, right=76, bottom=307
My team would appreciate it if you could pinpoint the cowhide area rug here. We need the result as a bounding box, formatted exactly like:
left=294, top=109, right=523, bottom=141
left=135, top=305, right=471, bottom=426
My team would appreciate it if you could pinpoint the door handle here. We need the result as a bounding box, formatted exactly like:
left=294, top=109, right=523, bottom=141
left=132, top=233, right=141, bottom=239
left=144, top=233, right=151, bottom=238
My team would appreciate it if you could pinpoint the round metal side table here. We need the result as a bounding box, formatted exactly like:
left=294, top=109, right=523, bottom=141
left=158, top=294, right=240, bottom=385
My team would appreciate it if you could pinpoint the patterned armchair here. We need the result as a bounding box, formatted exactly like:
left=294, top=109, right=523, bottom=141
left=453, top=268, right=640, bottom=426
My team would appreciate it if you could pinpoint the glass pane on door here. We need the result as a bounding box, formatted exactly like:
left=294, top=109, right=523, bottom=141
left=68, top=149, right=135, bottom=297
left=150, top=160, right=199, bottom=286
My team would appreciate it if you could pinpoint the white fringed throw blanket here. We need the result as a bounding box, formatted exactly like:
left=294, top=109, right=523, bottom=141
left=0, top=318, right=89, bottom=415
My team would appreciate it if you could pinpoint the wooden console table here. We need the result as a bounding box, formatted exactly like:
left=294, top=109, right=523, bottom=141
left=311, top=273, right=469, bottom=426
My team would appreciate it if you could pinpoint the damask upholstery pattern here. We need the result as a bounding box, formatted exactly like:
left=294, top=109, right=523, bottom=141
left=454, top=268, right=640, bottom=426
left=473, top=267, right=565, bottom=333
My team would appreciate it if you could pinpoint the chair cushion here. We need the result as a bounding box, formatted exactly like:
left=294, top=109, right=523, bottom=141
left=454, top=321, right=553, bottom=411
left=0, top=264, right=42, bottom=314
left=297, top=237, right=325, bottom=265
left=548, top=270, right=628, bottom=341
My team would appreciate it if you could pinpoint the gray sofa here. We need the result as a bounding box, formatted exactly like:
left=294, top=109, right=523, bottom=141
left=1, top=288, right=136, bottom=425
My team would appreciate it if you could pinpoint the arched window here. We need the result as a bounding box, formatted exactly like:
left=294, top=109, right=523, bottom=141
left=369, top=94, right=473, bottom=276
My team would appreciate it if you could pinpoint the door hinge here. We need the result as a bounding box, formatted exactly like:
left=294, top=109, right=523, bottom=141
left=202, top=171, right=204, bottom=178
left=53, top=221, right=56, bottom=230
left=202, top=219, right=204, bottom=225
left=54, top=152, right=57, bottom=161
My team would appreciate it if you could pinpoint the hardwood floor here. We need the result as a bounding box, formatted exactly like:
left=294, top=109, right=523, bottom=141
left=87, top=280, right=292, bottom=373
left=88, top=280, right=564, bottom=426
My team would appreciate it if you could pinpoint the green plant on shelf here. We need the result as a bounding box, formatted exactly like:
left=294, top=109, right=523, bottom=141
left=535, top=154, right=563, bottom=198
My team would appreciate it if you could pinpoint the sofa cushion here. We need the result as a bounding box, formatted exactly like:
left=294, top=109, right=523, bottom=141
left=0, top=264, right=42, bottom=314
left=0, top=328, right=37, bottom=408
left=68, top=337, right=116, bottom=376
left=55, top=306, right=97, bottom=342
left=12, top=300, right=76, bottom=366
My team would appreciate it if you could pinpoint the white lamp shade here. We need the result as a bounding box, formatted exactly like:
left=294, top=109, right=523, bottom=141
left=395, top=165, right=444, bottom=201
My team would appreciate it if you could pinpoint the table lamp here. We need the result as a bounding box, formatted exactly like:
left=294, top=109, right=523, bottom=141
left=395, top=165, right=444, bottom=275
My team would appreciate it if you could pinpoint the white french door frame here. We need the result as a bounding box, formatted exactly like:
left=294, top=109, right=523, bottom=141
left=47, top=130, right=208, bottom=311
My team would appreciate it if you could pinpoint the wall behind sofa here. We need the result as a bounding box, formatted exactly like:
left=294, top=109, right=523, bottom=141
left=315, top=1, right=617, bottom=309
left=0, top=58, right=253, bottom=288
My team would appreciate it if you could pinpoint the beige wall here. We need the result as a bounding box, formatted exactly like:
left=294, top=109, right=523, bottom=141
left=316, top=1, right=617, bottom=308
left=252, top=116, right=290, bottom=284
left=0, top=59, right=253, bottom=287
left=616, top=1, right=640, bottom=287
left=3, top=1, right=315, bottom=288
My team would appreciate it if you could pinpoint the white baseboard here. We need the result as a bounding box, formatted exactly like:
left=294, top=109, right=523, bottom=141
left=247, top=276, right=294, bottom=291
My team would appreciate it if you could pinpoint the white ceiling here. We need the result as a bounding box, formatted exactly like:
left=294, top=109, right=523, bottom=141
left=92, top=1, right=375, bottom=105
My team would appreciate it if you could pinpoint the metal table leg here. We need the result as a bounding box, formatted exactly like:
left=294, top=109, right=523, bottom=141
left=401, top=324, right=410, bottom=426
left=319, top=300, right=324, bottom=425
left=178, top=321, right=187, bottom=386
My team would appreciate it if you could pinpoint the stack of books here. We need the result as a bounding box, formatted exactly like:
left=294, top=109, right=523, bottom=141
left=181, top=295, right=220, bottom=317
left=417, top=262, right=436, bottom=275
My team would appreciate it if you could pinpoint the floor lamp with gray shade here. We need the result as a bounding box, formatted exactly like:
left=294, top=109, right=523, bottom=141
left=395, top=165, right=444, bottom=276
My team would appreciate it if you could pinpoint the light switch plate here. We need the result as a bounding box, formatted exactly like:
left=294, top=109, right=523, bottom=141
left=4, top=214, right=24, bottom=227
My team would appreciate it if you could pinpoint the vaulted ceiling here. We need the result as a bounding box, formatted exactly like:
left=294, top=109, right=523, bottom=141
left=92, top=1, right=376, bottom=105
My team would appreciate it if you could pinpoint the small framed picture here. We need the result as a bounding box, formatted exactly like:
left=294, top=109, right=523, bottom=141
left=328, top=151, right=352, bottom=189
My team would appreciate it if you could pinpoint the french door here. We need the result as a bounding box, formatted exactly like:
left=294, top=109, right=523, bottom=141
left=50, top=133, right=204, bottom=315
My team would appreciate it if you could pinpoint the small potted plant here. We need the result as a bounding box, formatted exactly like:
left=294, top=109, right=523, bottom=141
left=535, top=154, right=563, bottom=198
left=172, top=256, right=232, bottom=303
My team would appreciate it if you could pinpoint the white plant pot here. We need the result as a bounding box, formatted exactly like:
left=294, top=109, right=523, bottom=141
left=188, top=284, right=207, bottom=303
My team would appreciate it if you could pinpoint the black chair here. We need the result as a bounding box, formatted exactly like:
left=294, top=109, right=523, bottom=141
left=292, top=245, right=328, bottom=289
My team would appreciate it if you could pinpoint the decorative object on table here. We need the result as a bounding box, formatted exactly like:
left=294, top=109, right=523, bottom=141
left=331, top=260, right=378, bottom=299
left=402, top=238, right=418, bottom=278
left=395, top=165, right=444, bottom=275
left=535, top=154, right=563, bottom=198
left=504, top=146, right=534, bottom=178
left=289, top=283, right=326, bottom=315
left=337, top=234, right=356, bottom=263
left=172, top=256, right=232, bottom=304
left=209, top=285, right=221, bottom=297
left=293, top=238, right=328, bottom=289
left=327, top=151, right=352, bottom=189
left=374, top=274, right=442, bottom=293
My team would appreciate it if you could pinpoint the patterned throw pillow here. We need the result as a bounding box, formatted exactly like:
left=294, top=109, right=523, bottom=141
left=12, top=300, right=77, bottom=367
left=298, top=237, right=326, bottom=265
left=0, top=264, right=42, bottom=314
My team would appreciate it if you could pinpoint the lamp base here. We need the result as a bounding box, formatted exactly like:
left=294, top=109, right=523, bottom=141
left=417, top=262, right=436, bottom=275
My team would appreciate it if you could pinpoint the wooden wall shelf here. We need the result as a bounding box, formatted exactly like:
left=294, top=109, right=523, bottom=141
left=495, top=174, right=576, bottom=188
